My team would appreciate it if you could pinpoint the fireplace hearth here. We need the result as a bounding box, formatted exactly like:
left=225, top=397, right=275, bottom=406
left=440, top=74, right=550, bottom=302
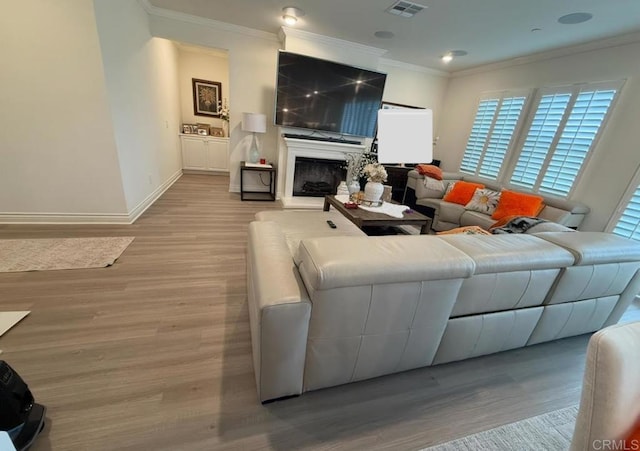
left=293, top=157, right=346, bottom=197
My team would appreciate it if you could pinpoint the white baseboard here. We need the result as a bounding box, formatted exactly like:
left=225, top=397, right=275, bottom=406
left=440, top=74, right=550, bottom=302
left=0, top=170, right=182, bottom=225
left=128, top=170, right=182, bottom=223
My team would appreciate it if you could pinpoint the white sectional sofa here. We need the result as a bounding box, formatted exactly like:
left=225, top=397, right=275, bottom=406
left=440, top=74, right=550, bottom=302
left=247, top=210, right=640, bottom=402
left=405, top=170, right=591, bottom=231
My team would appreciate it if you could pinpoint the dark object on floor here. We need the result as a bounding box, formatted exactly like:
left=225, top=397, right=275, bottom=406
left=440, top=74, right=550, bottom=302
left=0, top=361, right=46, bottom=451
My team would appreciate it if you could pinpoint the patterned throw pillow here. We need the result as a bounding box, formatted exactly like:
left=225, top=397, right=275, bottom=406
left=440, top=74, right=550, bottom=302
left=464, top=188, right=501, bottom=215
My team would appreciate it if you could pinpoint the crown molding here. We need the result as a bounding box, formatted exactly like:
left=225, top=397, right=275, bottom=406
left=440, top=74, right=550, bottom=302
left=138, top=0, right=279, bottom=42
left=378, top=58, right=449, bottom=77
left=175, top=42, right=228, bottom=58
left=452, top=30, right=640, bottom=78
left=279, top=27, right=388, bottom=58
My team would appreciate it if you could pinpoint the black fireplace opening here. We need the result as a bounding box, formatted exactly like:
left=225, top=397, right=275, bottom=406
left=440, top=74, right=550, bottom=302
left=293, top=157, right=347, bottom=197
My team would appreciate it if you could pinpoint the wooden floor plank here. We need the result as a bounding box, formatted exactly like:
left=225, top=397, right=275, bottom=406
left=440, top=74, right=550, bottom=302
left=0, top=173, right=637, bottom=450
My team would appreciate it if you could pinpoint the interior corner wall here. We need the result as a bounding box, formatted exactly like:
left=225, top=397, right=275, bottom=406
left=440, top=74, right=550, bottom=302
left=0, top=0, right=127, bottom=219
left=94, top=0, right=182, bottom=213
left=178, top=48, right=229, bottom=128
left=438, top=40, right=640, bottom=232
left=148, top=13, right=281, bottom=193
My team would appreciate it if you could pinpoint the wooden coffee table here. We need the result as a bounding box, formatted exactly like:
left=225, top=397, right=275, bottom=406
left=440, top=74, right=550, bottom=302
left=323, top=195, right=432, bottom=235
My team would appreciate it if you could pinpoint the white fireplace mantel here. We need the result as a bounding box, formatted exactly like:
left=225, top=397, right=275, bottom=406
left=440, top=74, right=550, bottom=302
left=278, top=137, right=367, bottom=208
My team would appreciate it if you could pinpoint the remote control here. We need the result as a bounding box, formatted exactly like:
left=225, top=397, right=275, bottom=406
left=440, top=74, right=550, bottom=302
left=326, top=220, right=337, bottom=229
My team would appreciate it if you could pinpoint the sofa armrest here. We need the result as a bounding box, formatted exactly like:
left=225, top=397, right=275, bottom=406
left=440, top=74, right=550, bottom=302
left=247, top=221, right=311, bottom=402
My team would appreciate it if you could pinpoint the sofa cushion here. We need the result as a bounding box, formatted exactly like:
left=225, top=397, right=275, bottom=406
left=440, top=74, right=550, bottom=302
left=492, top=190, right=545, bottom=220
left=438, top=234, right=575, bottom=274
left=535, top=231, right=640, bottom=265
left=297, top=235, right=475, bottom=290
left=439, top=201, right=466, bottom=224
left=443, top=181, right=485, bottom=205
left=464, top=188, right=501, bottom=215
left=459, top=211, right=497, bottom=230
left=255, top=210, right=366, bottom=264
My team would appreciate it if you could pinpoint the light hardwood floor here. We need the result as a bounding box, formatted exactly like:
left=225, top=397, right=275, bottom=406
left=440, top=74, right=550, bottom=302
left=1, top=174, right=638, bottom=451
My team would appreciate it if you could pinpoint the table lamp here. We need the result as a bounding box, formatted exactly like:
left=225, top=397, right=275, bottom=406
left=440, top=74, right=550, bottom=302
left=242, top=112, right=267, bottom=163
left=376, top=109, right=433, bottom=165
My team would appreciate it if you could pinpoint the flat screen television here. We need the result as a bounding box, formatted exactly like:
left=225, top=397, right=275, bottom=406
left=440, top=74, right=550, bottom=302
left=275, top=51, right=387, bottom=138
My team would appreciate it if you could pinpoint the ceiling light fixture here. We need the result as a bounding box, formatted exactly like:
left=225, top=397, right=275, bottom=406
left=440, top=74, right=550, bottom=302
left=441, top=50, right=467, bottom=63
left=374, top=31, right=395, bottom=39
left=282, top=6, right=305, bottom=26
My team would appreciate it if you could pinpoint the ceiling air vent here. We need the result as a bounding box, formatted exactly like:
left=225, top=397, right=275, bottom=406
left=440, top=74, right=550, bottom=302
left=386, top=1, right=427, bottom=18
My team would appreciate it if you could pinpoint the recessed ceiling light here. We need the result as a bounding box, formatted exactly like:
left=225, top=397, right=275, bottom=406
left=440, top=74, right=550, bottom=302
left=374, top=31, right=395, bottom=39
left=282, top=6, right=305, bottom=26
left=558, top=12, right=593, bottom=25
left=531, top=27, right=542, bottom=32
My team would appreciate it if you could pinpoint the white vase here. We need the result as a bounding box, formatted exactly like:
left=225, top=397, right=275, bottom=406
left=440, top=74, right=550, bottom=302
left=347, top=179, right=360, bottom=196
left=222, top=121, right=229, bottom=137
left=336, top=181, right=349, bottom=196
left=364, top=181, right=384, bottom=203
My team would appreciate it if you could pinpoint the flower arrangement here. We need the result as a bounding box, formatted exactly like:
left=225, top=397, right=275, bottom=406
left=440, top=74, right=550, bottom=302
left=344, top=152, right=376, bottom=181
left=363, top=163, right=388, bottom=183
left=218, top=98, right=230, bottom=122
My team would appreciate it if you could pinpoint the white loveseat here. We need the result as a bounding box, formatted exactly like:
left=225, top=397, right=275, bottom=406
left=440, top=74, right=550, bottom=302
left=247, top=210, right=640, bottom=402
left=405, top=170, right=591, bottom=231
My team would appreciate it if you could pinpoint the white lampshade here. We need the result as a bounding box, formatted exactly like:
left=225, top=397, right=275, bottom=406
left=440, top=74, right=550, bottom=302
left=376, top=109, right=433, bottom=164
left=242, top=113, right=267, bottom=133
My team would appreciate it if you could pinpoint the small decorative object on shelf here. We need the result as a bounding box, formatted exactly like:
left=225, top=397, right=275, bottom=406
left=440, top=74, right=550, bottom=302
left=362, top=163, right=388, bottom=204
left=336, top=181, right=349, bottom=196
left=347, top=178, right=360, bottom=196
left=219, top=98, right=230, bottom=136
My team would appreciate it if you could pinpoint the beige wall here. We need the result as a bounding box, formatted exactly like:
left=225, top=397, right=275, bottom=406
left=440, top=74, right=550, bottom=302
left=438, top=40, right=640, bottom=231
left=0, top=0, right=127, bottom=218
left=178, top=46, right=229, bottom=129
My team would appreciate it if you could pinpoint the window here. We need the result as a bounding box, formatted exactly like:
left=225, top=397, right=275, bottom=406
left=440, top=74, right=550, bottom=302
left=459, top=81, right=623, bottom=198
left=460, top=92, right=527, bottom=178
left=612, top=184, right=640, bottom=241
left=509, top=82, right=621, bottom=197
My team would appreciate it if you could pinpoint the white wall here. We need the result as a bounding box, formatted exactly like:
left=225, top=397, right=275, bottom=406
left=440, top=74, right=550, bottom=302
left=438, top=40, right=640, bottom=231
left=0, top=0, right=127, bottom=218
left=178, top=46, right=229, bottom=129
left=378, top=59, right=450, bottom=136
left=94, top=0, right=182, bottom=214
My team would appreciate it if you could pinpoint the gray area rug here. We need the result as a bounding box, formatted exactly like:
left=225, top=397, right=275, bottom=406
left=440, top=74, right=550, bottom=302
left=0, top=237, right=135, bottom=272
left=422, top=405, right=578, bottom=451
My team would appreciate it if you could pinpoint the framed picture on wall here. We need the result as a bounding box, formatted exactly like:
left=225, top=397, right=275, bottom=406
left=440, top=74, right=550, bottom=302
left=192, top=78, right=222, bottom=117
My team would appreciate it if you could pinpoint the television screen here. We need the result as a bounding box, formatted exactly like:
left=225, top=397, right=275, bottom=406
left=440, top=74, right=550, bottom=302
left=275, top=51, right=387, bottom=138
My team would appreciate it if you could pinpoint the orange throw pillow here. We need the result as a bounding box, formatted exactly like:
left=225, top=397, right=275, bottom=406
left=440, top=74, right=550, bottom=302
left=491, top=190, right=545, bottom=220
left=416, top=164, right=443, bottom=181
left=443, top=181, right=485, bottom=205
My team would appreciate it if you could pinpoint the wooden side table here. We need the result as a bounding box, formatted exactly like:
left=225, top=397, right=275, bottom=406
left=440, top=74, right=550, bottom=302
left=240, top=161, right=277, bottom=201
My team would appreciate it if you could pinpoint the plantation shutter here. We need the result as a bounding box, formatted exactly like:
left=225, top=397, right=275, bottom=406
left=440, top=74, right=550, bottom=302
left=460, top=99, right=499, bottom=174
left=539, top=89, right=617, bottom=196
left=460, top=91, right=528, bottom=177
left=613, top=185, right=640, bottom=241
left=478, top=96, right=526, bottom=178
left=510, top=92, right=571, bottom=189
left=509, top=81, right=621, bottom=197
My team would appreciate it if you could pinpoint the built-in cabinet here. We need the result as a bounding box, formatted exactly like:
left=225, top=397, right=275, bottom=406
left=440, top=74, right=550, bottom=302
left=180, top=134, right=229, bottom=173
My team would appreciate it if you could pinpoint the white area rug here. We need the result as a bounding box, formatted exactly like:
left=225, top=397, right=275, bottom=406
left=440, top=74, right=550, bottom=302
left=0, top=237, right=134, bottom=272
left=421, top=405, right=578, bottom=451
left=0, top=311, right=30, bottom=354
left=0, top=311, right=29, bottom=337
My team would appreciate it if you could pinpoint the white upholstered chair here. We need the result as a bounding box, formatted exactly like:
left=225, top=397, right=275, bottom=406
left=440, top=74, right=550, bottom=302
left=570, top=320, right=640, bottom=450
